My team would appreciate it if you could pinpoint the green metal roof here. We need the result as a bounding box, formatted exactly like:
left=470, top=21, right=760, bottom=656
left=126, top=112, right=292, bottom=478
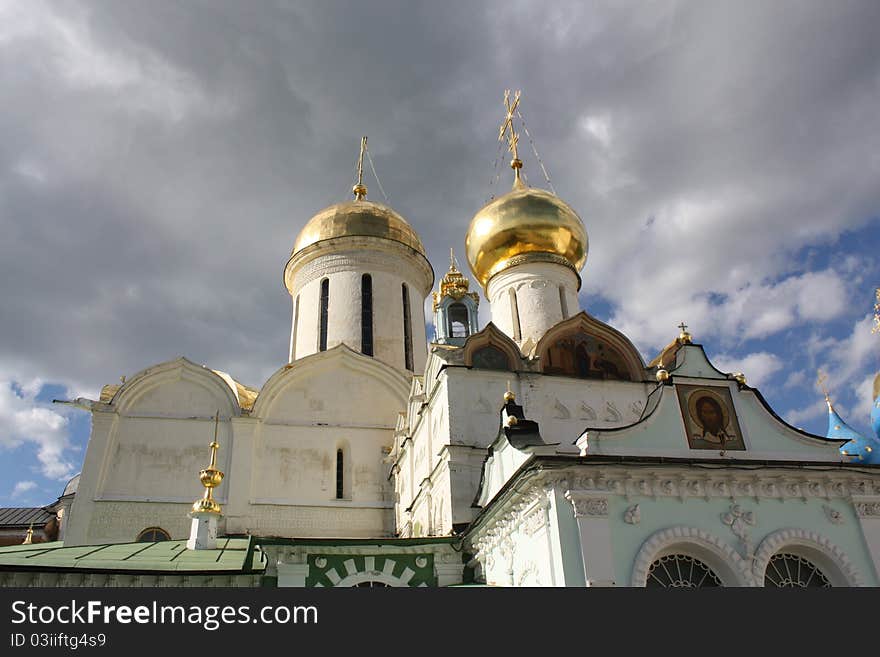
left=0, top=537, right=265, bottom=574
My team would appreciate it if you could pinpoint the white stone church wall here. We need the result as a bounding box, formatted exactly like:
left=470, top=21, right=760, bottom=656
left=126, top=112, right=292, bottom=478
left=288, top=243, right=430, bottom=373
left=486, top=262, right=580, bottom=346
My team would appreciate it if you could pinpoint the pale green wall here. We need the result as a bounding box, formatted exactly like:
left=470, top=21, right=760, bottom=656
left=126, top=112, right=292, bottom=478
left=606, top=495, right=878, bottom=586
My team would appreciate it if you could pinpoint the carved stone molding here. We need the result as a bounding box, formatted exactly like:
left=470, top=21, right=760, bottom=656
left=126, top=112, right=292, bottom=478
left=721, top=504, right=756, bottom=557
left=854, top=500, right=880, bottom=518
left=751, top=528, right=863, bottom=587
left=624, top=504, right=641, bottom=525
left=823, top=505, right=844, bottom=525
left=558, top=469, right=877, bottom=504
left=566, top=492, right=609, bottom=518
left=631, top=526, right=756, bottom=587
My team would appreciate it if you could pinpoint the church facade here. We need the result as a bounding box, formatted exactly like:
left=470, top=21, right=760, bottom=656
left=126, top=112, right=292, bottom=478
left=2, top=102, right=880, bottom=588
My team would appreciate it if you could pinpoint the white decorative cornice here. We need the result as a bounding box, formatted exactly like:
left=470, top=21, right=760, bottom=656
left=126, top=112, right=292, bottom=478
left=853, top=500, right=880, bottom=518
left=565, top=492, right=609, bottom=518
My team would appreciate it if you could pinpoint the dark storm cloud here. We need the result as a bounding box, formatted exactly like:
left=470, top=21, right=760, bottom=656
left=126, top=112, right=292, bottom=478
left=1, top=0, right=879, bottom=399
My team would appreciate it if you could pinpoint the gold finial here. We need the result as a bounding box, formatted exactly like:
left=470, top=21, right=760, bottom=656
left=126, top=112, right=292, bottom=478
left=120, top=375, right=126, bottom=384
left=504, top=380, right=515, bottom=402
left=872, top=288, right=879, bottom=334
left=498, top=89, right=524, bottom=186
left=678, top=322, right=692, bottom=344
left=656, top=368, right=669, bottom=382
left=22, top=524, right=33, bottom=544
left=733, top=372, right=747, bottom=385
left=353, top=136, right=368, bottom=200
left=817, top=369, right=833, bottom=410
left=432, top=248, right=479, bottom=311
left=192, top=410, right=224, bottom=514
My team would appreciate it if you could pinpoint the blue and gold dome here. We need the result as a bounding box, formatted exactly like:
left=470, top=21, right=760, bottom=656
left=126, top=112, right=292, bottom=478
left=827, top=401, right=880, bottom=465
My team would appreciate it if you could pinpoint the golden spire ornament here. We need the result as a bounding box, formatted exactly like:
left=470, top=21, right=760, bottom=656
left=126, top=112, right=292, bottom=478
left=498, top=89, right=524, bottom=186
left=22, top=524, right=33, bottom=545
left=817, top=369, right=833, bottom=409
left=353, top=135, right=368, bottom=200
left=192, top=411, right=224, bottom=514
left=872, top=287, right=879, bottom=334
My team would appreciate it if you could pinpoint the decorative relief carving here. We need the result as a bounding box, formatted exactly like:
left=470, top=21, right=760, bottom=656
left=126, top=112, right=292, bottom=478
left=624, top=504, right=641, bottom=525
left=568, top=496, right=608, bottom=518
left=553, top=399, right=571, bottom=420
left=855, top=501, right=880, bottom=517
left=523, top=508, right=547, bottom=536
left=579, top=403, right=597, bottom=421
left=629, top=400, right=644, bottom=419
left=721, top=504, right=756, bottom=557
left=415, top=556, right=428, bottom=568
left=823, top=505, right=844, bottom=525
left=604, top=401, right=622, bottom=423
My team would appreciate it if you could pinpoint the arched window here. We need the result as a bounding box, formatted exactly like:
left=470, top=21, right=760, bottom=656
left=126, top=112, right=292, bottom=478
left=448, top=303, right=469, bottom=339
left=290, top=294, right=300, bottom=361
left=559, top=285, right=569, bottom=319
left=544, top=331, right=631, bottom=381
left=319, top=278, right=330, bottom=352
left=471, top=345, right=511, bottom=371
left=136, top=527, right=170, bottom=543
left=402, top=283, right=413, bottom=371
left=764, top=554, right=831, bottom=588
left=361, top=274, right=373, bottom=356
left=509, top=288, right=521, bottom=341
left=646, top=554, right=722, bottom=588
left=353, top=581, right=392, bottom=588
left=336, top=448, right=345, bottom=500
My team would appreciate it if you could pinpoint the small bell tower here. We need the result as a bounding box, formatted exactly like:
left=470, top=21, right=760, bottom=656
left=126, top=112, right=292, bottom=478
left=433, top=250, right=479, bottom=346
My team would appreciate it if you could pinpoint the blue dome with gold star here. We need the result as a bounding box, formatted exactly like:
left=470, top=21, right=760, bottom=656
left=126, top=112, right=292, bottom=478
left=827, top=402, right=880, bottom=465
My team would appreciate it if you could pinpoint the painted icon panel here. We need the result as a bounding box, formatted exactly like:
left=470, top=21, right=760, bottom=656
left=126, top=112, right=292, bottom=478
left=676, top=384, right=746, bottom=451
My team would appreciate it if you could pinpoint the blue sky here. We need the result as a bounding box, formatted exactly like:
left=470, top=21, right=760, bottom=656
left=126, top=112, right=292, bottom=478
left=1, top=1, right=879, bottom=507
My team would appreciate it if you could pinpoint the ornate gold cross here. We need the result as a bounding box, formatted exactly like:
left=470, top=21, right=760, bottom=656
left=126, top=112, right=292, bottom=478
left=498, top=90, right=523, bottom=182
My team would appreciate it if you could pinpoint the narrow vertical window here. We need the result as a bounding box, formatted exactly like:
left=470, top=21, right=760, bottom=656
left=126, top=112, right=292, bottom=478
left=361, top=274, right=373, bottom=356
left=448, top=303, right=469, bottom=338
left=402, top=283, right=413, bottom=371
left=290, top=294, right=300, bottom=361
left=509, top=288, right=522, bottom=341
left=559, top=285, right=569, bottom=319
left=319, top=278, right=329, bottom=351
left=336, top=448, right=344, bottom=499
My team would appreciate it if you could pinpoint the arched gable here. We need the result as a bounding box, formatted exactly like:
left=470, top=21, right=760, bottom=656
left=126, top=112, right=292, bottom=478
left=533, top=312, right=647, bottom=382
left=112, top=357, right=241, bottom=417
left=253, top=344, right=410, bottom=425
left=462, top=323, right=522, bottom=371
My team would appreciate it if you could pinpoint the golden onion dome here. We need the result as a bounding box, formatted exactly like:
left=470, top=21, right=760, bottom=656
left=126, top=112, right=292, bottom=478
left=291, top=199, right=427, bottom=259
left=465, top=183, right=588, bottom=290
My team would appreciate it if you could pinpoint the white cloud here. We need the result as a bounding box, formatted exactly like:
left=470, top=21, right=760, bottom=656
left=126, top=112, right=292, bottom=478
left=11, top=481, right=37, bottom=498
left=712, top=352, right=783, bottom=389
left=783, top=370, right=807, bottom=389
left=785, top=403, right=826, bottom=430
left=0, top=379, right=74, bottom=480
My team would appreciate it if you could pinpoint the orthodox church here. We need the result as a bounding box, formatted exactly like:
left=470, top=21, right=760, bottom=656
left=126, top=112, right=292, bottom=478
left=1, top=96, right=879, bottom=588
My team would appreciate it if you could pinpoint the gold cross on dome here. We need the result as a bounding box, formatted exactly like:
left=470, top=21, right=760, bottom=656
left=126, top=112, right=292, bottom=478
left=353, top=136, right=368, bottom=200
left=816, top=369, right=831, bottom=405
left=872, top=287, right=879, bottom=334
left=498, top=90, right=523, bottom=182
